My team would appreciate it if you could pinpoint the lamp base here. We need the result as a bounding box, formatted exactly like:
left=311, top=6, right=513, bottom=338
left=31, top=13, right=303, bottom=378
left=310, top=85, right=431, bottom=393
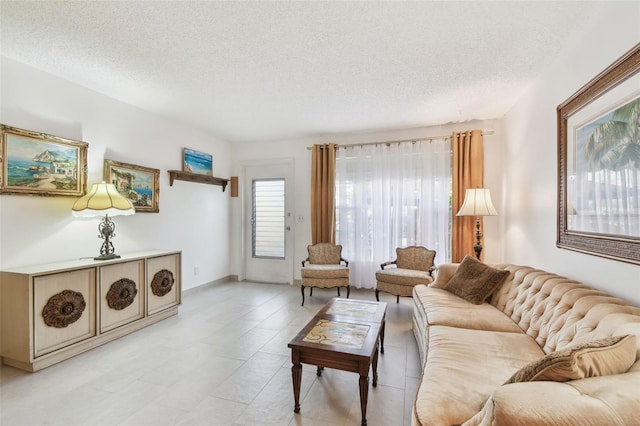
left=94, top=254, right=121, bottom=261
left=473, top=217, right=483, bottom=260
left=96, top=214, right=120, bottom=261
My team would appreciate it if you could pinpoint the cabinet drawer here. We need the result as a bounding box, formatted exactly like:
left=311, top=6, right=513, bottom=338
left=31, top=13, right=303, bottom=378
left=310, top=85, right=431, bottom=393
left=99, top=260, right=145, bottom=333
left=33, top=269, right=96, bottom=357
left=147, top=254, right=181, bottom=315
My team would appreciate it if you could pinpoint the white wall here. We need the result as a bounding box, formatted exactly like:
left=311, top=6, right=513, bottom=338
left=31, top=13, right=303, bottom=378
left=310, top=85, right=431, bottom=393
left=501, top=2, right=640, bottom=305
left=4, top=1, right=637, bottom=306
left=0, top=58, right=232, bottom=291
left=230, top=119, right=503, bottom=281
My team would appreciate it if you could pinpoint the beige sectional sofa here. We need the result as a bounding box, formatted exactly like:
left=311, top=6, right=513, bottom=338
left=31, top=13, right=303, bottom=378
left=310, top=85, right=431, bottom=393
left=411, top=261, right=640, bottom=426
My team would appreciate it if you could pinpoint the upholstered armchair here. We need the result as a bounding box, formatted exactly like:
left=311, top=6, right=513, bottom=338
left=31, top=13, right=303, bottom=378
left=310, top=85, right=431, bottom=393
left=300, top=243, right=350, bottom=306
left=375, top=246, right=436, bottom=303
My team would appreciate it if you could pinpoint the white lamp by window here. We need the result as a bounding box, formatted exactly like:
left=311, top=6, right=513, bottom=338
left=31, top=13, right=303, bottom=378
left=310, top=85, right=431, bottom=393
left=456, top=188, right=497, bottom=260
left=72, top=182, right=135, bottom=260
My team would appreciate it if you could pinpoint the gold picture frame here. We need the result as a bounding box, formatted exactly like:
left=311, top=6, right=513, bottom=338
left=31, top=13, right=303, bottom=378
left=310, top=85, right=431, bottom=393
left=0, top=124, right=88, bottom=197
left=557, top=43, right=640, bottom=264
left=104, top=159, right=160, bottom=213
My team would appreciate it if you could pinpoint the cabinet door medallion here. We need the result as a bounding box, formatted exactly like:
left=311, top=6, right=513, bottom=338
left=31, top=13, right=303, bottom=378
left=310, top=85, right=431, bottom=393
left=42, top=290, right=86, bottom=328
left=106, top=278, right=138, bottom=310
left=151, top=269, right=174, bottom=297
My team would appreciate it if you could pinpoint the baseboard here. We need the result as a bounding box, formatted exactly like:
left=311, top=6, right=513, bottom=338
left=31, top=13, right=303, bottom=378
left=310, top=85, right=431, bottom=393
left=183, top=275, right=239, bottom=296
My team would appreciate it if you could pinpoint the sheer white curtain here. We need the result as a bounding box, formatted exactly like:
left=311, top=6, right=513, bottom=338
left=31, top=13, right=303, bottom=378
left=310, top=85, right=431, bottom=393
left=335, top=139, right=452, bottom=289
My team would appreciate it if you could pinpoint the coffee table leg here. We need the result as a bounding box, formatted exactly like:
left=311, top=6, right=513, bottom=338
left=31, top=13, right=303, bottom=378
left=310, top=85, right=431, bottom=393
left=380, top=318, right=386, bottom=354
left=358, top=374, right=369, bottom=425
left=291, top=352, right=302, bottom=413
left=372, top=344, right=379, bottom=387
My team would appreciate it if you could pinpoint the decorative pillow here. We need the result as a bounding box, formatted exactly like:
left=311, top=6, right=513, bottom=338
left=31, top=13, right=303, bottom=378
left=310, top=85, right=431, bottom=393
left=505, top=334, right=637, bottom=384
left=441, top=255, right=509, bottom=304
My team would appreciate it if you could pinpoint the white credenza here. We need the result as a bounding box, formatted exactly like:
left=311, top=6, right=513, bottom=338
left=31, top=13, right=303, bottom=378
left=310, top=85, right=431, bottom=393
left=0, top=250, right=181, bottom=372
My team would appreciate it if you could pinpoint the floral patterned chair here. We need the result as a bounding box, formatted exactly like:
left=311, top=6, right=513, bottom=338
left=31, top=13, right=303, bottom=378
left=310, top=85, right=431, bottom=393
left=300, top=243, right=350, bottom=306
left=375, top=246, right=436, bottom=303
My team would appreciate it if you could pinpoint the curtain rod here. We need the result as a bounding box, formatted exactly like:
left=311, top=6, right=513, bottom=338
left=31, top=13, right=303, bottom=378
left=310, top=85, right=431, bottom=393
left=306, top=130, right=494, bottom=150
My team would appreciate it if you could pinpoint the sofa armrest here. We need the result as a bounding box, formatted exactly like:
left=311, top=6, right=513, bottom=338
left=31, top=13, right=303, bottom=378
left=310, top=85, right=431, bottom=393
left=463, top=372, right=640, bottom=426
left=430, top=263, right=459, bottom=288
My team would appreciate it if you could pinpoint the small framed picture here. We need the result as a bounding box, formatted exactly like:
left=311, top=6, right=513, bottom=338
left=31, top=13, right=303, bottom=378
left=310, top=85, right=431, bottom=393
left=0, top=124, right=88, bottom=197
left=183, top=148, right=213, bottom=176
left=104, top=159, right=160, bottom=213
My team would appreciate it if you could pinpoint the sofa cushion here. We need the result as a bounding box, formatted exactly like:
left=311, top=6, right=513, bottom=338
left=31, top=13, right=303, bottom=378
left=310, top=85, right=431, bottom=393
left=465, top=371, right=640, bottom=426
left=301, top=264, right=349, bottom=279
left=413, top=325, right=543, bottom=426
left=505, top=334, right=636, bottom=384
left=413, top=285, right=523, bottom=333
left=376, top=268, right=434, bottom=286
left=442, top=256, right=509, bottom=304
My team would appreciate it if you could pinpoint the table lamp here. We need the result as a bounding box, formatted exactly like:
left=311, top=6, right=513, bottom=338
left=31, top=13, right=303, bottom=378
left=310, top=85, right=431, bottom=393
left=72, top=181, right=135, bottom=260
left=456, top=188, right=497, bottom=260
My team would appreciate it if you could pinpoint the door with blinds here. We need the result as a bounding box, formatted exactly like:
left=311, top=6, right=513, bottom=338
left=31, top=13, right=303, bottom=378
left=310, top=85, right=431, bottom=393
left=243, top=161, right=294, bottom=284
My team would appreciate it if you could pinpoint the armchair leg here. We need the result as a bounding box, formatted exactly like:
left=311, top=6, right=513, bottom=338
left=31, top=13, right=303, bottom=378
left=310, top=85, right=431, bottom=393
left=396, top=295, right=400, bottom=304
left=310, top=287, right=313, bottom=297
left=337, top=288, right=341, bottom=297
left=301, top=285, right=305, bottom=306
left=346, top=286, right=350, bottom=299
left=375, top=289, right=380, bottom=302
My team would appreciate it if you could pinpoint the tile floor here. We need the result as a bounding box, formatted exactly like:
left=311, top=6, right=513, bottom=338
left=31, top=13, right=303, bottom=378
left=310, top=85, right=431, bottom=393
left=0, top=280, right=421, bottom=426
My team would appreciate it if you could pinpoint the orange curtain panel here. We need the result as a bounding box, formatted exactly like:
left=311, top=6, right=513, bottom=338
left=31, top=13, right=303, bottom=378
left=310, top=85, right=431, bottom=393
left=452, top=130, right=484, bottom=262
left=310, top=143, right=337, bottom=244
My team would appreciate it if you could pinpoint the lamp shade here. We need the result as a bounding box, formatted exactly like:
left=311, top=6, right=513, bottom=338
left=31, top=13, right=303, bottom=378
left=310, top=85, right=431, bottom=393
left=72, top=182, right=135, bottom=218
left=456, top=188, right=498, bottom=217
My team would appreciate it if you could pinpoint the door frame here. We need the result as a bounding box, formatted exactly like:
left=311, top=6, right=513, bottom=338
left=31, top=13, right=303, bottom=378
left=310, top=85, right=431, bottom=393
left=240, top=158, right=295, bottom=284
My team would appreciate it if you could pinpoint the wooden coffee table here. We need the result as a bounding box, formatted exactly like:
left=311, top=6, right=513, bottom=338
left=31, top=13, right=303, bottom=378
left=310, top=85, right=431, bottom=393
left=288, top=298, right=387, bottom=426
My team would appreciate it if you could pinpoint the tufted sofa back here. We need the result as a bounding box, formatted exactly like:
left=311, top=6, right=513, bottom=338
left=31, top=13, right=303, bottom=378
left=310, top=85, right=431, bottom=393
left=489, top=264, right=640, bottom=357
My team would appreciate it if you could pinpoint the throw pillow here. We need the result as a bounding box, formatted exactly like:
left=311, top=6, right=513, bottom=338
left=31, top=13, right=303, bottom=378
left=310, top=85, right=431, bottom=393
left=505, top=334, right=637, bottom=384
left=441, top=255, right=509, bottom=304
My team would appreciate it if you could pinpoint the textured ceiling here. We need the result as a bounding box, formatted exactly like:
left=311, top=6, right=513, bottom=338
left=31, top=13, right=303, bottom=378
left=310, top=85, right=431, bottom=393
left=1, top=1, right=600, bottom=143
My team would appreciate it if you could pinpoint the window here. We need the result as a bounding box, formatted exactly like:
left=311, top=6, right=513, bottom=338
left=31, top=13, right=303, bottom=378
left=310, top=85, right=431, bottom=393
left=252, top=178, right=285, bottom=258
left=335, top=139, right=452, bottom=288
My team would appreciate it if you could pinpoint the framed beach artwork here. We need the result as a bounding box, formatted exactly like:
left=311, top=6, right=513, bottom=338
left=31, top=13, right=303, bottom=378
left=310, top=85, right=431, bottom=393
left=183, top=148, right=213, bottom=176
left=0, top=125, right=88, bottom=197
left=104, top=159, right=160, bottom=213
left=557, top=43, right=640, bottom=264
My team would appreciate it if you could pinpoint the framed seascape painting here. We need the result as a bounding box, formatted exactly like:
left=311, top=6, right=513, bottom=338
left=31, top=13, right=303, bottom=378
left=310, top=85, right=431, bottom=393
left=183, top=148, right=213, bottom=176
left=0, top=125, right=88, bottom=197
left=104, top=159, right=160, bottom=213
left=557, top=43, right=640, bottom=264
